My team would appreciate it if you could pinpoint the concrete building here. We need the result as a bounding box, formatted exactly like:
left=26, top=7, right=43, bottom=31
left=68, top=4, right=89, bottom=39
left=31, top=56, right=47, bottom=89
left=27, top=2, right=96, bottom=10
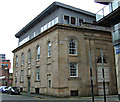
left=95, top=0, right=120, bottom=98
left=12, top=2, right=117, bottom=97
left=0, top=54, right=11, bottom=86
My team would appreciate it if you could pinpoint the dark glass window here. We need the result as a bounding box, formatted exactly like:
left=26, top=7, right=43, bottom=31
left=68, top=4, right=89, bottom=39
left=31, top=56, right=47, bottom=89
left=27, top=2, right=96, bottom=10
left=71, top=17, right=76, bottom=25
left=64, top=15, right=69, bottom=24
left=97, top=57, right=107, bottom=63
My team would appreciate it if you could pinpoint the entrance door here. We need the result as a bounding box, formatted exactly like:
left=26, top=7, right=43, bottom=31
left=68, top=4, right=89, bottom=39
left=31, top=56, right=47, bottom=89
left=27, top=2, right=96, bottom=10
left=28, top=78, right=30, bottom=93
left=97, top=57, right=110, bottom=95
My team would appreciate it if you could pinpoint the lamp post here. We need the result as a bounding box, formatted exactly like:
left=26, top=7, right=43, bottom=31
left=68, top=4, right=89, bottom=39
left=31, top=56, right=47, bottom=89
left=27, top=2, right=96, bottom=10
left=101, top=50, right=106, bottom=102
left=89, top=40, right=94, bottom=102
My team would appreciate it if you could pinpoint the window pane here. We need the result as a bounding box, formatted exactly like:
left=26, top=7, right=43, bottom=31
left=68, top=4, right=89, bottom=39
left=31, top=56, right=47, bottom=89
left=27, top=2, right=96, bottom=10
left=64, top=15, right=69, bottom=24
left=49, top=80, right=51, bottom=88
left=22, top=53, right=24, bottom=65
left=28, top=50, right=31, bottom=63
left=36, top=68, right=40, bottom=80
left=52, top=19, right=55, bottom=26
left=55, top=17, right=58, bottom=24
left=69, top=63, right=78, bottom=77
left=48, top=42, right=51, bottom=57
left=37, top=46, right=40, bottom=59
left=16, top=56, right=18, bottom=67
left=71, top=17, right=76, bottom=25
left=79, top=19, right=84, bottom=26
left=69, top=39, right=77, bottom=55
left=48, top=21, right=52, bottom=28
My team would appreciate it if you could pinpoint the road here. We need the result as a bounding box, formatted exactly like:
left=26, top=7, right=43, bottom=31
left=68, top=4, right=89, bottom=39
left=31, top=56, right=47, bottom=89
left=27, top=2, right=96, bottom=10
left=1, top=93, right=120, bottom=102
left=1, top=93, right=86, bottom=102
left=2, top=93, right=40, bottom=100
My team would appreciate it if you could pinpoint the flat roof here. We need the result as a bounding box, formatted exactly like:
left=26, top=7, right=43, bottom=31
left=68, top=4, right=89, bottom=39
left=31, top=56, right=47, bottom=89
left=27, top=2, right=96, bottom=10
left=15, top=2, right=95, bottom=38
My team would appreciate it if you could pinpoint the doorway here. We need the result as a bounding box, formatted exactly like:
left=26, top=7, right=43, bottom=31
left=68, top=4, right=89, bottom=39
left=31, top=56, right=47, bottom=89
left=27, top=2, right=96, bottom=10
left=97, top=56, right=110, bottom=95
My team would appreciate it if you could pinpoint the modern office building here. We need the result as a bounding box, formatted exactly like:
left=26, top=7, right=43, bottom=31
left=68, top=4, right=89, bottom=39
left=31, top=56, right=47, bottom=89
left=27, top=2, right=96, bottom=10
left=12, top=2, right=117, bottom=97
left=0, top=54, right=11, bottom=86
left=95, top=0, right=120, bottom=98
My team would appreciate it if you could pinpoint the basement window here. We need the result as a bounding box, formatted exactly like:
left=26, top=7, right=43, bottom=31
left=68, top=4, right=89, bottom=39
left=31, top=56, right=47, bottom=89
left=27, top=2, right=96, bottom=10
left=35, top=88, right=39, bottom=94
left=71, top=90, right=78, bottom=96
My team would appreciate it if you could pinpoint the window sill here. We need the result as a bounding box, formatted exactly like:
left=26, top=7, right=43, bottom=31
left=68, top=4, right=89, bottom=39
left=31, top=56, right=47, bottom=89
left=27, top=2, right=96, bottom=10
left=69, top=54, right=78, bottom=57
left=35, top=80, right=40, bottom=82
left=21, top=64, right=24, bottom=66
left=28, top=62, right=31, bottom=64
left=47, top=56, right=51, bottom=59
left=68, top=77, right=80, bottom=80
left=36, top=59, right=40, bottom=62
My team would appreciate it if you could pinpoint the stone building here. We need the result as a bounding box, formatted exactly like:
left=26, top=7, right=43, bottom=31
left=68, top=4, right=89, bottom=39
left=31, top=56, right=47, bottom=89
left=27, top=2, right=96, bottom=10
left=12, top=2, right=117, bottom=97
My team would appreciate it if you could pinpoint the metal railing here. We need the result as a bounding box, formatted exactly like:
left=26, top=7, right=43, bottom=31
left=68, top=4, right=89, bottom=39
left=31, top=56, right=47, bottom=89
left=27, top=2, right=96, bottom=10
left=96, top=0, right=120, bottom=21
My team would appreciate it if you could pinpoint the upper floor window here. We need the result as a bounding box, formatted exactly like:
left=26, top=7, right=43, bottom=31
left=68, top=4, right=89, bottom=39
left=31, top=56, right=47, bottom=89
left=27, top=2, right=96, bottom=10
left=79, top=19, right=84, bottom=26
left=69, top=63, right=78, bottom=77
left=16, top=56, right=18, bottom=67
left=71, top=17, right=76, bottom=25
left=36, top=68, right=40, bottom=81
left=37, top=46, right=40, bottom=60
left=69, top=38, right=77, bottom=55
left=48, top=41, right=51, bottom=57
left=21, top=53, right=24, bottom=65
left=28, top=49, right=31, bottom=63
left=64, top=15, right=69, bottom=24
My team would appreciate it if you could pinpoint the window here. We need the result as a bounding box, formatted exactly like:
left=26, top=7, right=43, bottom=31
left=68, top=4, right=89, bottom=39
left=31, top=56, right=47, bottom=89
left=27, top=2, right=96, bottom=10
left=69, top=63, right=78, bottom=77
left=97, top=57, right=107, bottom=63
left=44, top=24, right=48, bottom=31
left=69, top=38, right=77, bottom=55
left=71, top=17, right=76, bottom=25
left=64, top=15, right=69, bottom=24
left=54, top=17, right=58, bottom=24
left=48, top=21, right=52, bottom=28
left=36, top=68, right=40, bottom=81
left=34, top=32, right=36, bottom=37
left=16, top=56, right=18, bottom=67
left=21, top=53, right=24, bottom=65
left=71, top=90, right=78, bottom=96
left=48, top=41, right=51, bottom=57
left=79, top=19, right=84, bottom=26
left=41, top=27, right=44, bottom=32
left=51, top=19, right=55, bottom=26
left=37, top=46, right=40, bottom=60
left=21, top=70, right=24, bottom=82
left=28, top=49, right=31, bottom=63
left=48, top=80, right=52, bottom=88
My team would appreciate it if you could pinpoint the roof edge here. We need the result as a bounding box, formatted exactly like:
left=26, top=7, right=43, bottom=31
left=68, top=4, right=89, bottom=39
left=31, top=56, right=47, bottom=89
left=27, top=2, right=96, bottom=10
left=15, top=2, right=95, bottom=38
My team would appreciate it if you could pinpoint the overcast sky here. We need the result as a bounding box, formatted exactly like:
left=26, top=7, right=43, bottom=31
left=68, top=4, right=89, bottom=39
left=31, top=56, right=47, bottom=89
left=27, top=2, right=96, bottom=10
left=0, top=0, right=105, bottom=73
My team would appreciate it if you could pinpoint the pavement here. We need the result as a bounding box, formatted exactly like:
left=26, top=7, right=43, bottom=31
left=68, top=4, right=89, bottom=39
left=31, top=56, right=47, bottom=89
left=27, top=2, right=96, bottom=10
left=21, top=92, right=120, bottom=102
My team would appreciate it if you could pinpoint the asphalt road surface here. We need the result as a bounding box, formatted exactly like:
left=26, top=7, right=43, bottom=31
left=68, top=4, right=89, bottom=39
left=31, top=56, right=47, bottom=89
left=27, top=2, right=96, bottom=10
left=1, top=93, right=120, bottom=102
left=1, top=93, right=86, bottom=102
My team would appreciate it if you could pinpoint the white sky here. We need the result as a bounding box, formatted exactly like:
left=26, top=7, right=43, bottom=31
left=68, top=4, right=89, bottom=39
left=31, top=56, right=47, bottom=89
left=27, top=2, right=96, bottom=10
left=0, top=0, right=105, bottom=73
